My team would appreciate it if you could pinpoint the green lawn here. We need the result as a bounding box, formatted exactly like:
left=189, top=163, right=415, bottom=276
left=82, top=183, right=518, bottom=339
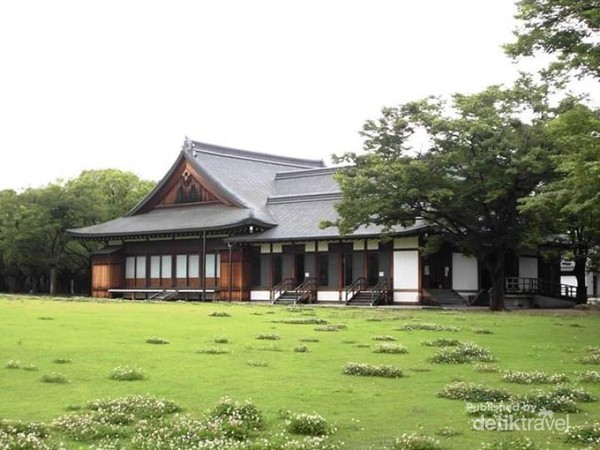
left=0, top=296, right=599, bottom=449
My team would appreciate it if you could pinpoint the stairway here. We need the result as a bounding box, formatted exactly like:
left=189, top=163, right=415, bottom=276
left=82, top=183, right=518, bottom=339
left=347, top=291, right=374, bottom=306
left=427, top=289, right=468, bottom=307
left=273, top=292, right=297, bottom=305
left=148, top=291, right=177, bottom=301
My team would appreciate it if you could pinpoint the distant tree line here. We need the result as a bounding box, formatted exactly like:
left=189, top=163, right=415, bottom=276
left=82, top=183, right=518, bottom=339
left=0, top=170, right=154, bottom=295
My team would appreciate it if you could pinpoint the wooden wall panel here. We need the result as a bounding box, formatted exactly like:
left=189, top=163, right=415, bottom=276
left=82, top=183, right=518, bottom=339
left=220, top=250, right=250, bottom=301
left=91, top=254, right=123, bottom=298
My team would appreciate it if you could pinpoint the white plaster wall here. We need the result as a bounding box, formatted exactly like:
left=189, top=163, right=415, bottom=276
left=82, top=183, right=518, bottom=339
left=393, top=292, right=419, bottom=303
left=561, top=274, right=598, bottom=297
left=452, top=253, right=478, bottom=291
left=250, top=290, right=270, bottom=301
left=519, top=256, right=538, bottom=279
left=353, top=240, right=365, bottom=251
left=317, top=291, right=340, bottom=301
left=393, top=236, right=419, bottom=249
left=367, top=239, right=379, bottom=250
left=393, top=250, right=419, bottom=290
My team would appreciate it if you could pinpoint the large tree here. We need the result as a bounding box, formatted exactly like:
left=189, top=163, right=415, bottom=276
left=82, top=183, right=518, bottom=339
left=505, top=0, right=600, bottom=79
left=521, top=102, right=600, bottom=302
left=328, top=83, right=556, bottom=310
left=0, top=169, right=154, bottom=295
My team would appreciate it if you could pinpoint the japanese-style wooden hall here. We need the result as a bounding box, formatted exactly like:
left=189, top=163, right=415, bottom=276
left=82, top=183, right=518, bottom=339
left=69, top=139, right=569, bottom=306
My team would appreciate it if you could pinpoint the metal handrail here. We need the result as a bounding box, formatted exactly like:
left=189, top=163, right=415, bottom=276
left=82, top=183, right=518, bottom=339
left=345, top=277, right=367, bottom=305
left=271, top=278, right=295, bottom=303
left=504, top=277, right=577, bottom=301
left=370, top=277, right=390, bottom=306
left=295, top=277, right=317, bottom=305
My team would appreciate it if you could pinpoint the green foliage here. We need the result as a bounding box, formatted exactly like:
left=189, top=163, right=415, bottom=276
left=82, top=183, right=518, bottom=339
left=437, top=382, right=511, bottom=402
left=286, top=412, right=333, bottom=436
left=107, top=366, right=145, bottom=381
left=4, top=359, right=21, bottom=369
left=130, top=414, right=244, bottom=449
left=564, top=421, right=600, bottom=446
left=392, top=433, right=442, bottom=450
left=479, top=436, right=541, bottom=450
left=276, top=318, right=329, bottom=325
left=328, top=82, right=557, bottom=310
left=207, top=396, right=264, bottom=439
left=247, top=360, right=268, bottom=367
left=505, top=0, right=600, bottom=79
left=514, top=385, right=595, bottom=413
left=372, top=343, right=408, bottom=354
left=398, top=323, right=459, bottom=332
left=0, top=419, right=57, bottom=449
left=51, top=357, right=71, bottom=364
left=209, top=311, right=231, bottom=317
left=197, top=347, right=229, bottom=354
left=429, top=343, right=495, bottom=364
left=343, top=362, right=403, bottom=378
left=501, top=370, right=569, bottom=384
left=314, top=324, right=346, bottom=332
left=520, top=103, right=600, bottom=302
left=473, top=328, right=493, bottom=335
left=421, top=338, right=462, bottom=347
left=0, top=169, right=154, bottom=294
left=372, top=335, right=397, bottom=341
left=41, top=373, right=70, bottom=384
left=473, top=364, right=500, bottom=373
left=256, top=333, right=280, bottom=340
left=145, top=337, right=170, bottom=345
left=577, top=370, right=600, bottom=383
left=86, top=394, right=181, bottom=419
left=293, top=345, right=310, bottom=353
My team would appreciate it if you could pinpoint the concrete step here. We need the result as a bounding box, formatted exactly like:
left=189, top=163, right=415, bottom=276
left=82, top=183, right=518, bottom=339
left=428, top=289, right=467, bottom=306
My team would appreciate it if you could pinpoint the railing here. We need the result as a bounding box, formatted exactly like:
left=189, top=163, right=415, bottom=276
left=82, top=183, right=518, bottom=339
left=271, top=278, right=295, bottom=303
left=345, top=277, right=367, bottom=305
left=370, top=277, right=390, bottom=306
left=505, top=277, right=539, bottom=293
left=538, top=279, right=577, bottom=300
left=505, top=277, right=577, bottom=301
left=294, top=278, right=317, bottom=305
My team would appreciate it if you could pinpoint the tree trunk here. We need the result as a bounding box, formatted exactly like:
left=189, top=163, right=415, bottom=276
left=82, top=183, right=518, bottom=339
left=485, top=252, right=506, bottom=311
left=50, top=267, right=57, bottom=296
left=573, top=256, right=588, bottom=304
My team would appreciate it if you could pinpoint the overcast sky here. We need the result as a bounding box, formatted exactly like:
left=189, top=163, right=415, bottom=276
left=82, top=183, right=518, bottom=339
left=0, top=0, right=594, bottom=191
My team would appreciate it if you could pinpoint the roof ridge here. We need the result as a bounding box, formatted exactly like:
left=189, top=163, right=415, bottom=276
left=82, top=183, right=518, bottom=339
left=275, top=167, right=339, bottom=179
left=190, top=140, right=324, bottom=168
left=267, top=191, right=342, bottom=205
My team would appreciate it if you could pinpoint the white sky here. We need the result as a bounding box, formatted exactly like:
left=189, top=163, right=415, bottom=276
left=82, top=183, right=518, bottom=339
left=0, top=0, right=595, bottom=190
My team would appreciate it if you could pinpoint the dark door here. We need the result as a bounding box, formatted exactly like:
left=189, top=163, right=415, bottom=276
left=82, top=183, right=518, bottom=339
left=295, top=254, right=305, bottom=285
left=423, top=247, right=452, bottom=289
left=367, top=251, right=379, bottom=286
left=343, top=253, right=353, bottom=286
left=272, top=254, right=282, bottom=286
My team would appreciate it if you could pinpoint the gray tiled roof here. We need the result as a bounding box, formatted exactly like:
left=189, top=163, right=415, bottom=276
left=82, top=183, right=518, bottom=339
left=274, top=167, right=341, bottom=196
left=69, top=140, right=425, bottom=241
left=68, top=204, right=275, bottom=239
left=230, top=197, right=428, bottom=242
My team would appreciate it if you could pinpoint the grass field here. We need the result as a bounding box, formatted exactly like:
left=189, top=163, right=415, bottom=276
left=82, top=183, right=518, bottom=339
left=0, top=296, right=599, bottom=449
